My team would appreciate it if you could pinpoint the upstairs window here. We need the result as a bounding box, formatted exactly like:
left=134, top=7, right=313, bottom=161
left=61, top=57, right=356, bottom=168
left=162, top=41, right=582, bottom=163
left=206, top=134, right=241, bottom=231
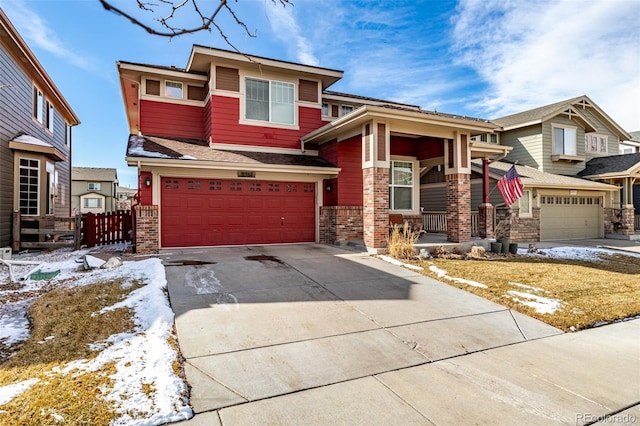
left=165, top=81, right=183, bottom=98
left=65, top=124, right=72, bottom=147
left=389, top=160, right=414, bottom=211
left=46, top=102, right=55, bottom=133
left=88, top=182, right=101, bottom=191
left=245, top=78, right=294, bottom=125
left=340, top=105, right=354, bottom=116
left=321, top=103, right=329, bottom=116
left=33, top=87, right=44, bottom=124
left=552, top=125, right=577, bottom=155
left=585, top=133, right=608, bottom=153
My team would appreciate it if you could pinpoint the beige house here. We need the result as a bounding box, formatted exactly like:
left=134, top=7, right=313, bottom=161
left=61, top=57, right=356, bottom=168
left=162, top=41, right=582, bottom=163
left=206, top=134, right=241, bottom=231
left=71, top=167, right=118, bottom=214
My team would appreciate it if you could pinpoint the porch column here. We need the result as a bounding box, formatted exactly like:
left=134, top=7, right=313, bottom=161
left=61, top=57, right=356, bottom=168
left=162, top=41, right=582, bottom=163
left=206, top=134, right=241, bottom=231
left=620, top=177, right=636, bottom=236
left=444, top=132, right=472, bottom=243
left=479, top=158, right=494, bottom=238
left=362, top=120, right=390, bottom=252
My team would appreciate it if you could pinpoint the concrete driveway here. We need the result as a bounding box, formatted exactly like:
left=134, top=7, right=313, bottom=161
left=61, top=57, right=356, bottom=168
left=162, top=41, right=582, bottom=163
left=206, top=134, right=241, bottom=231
left=164, top=244, right=640, bottom=425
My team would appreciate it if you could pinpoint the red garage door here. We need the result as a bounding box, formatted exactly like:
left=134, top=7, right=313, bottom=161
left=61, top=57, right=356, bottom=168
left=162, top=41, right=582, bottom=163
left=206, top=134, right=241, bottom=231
left=161, top=178, right=316, bottom=247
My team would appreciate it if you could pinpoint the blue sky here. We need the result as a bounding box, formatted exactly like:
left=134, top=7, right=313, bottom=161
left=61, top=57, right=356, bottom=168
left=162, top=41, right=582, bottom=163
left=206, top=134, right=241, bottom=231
left=1, top=0, right=638, bottom=189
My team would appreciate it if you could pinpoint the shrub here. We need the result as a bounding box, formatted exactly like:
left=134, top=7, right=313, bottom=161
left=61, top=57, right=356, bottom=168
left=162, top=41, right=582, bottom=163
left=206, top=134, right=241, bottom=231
left=388, top=222, right=420, bottom=259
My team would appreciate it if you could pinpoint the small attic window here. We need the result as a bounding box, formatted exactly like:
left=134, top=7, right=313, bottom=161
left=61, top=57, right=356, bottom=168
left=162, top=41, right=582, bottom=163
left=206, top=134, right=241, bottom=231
left=165, top=81, right=183, bottom=99
left=145, top=79, right=160, bottom=96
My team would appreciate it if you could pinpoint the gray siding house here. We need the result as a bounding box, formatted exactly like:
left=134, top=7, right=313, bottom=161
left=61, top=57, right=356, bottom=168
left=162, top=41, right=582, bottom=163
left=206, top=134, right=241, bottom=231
left=0, top=10, right=80, bottom=247
left=72, top=167, right=119, bottom=214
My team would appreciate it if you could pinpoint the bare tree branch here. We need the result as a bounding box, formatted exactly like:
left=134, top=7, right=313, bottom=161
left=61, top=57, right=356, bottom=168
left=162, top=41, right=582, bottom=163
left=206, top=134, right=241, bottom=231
left=98, top=0, right=291, bottom=42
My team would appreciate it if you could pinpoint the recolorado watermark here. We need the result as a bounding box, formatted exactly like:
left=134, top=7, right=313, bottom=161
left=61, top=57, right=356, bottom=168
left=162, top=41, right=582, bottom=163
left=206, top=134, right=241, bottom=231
left=577, top=412, right=637, bottom=425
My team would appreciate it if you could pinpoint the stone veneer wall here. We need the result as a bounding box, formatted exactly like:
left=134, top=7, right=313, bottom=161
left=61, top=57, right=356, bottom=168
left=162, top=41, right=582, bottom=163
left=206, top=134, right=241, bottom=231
left=446, top=173, right=471, bottom=242
left=134, top=205, right=159, bottom=254
left=495, top=206, right=540, bottom=242
left=363, top=167, right=389, bottom=249
left=319, top=206, right=363, bottom=244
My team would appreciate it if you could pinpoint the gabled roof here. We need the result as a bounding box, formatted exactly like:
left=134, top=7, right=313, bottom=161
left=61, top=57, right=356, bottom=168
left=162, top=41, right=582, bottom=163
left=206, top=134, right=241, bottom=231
left=72, top=167, right=118, bottom=182
left=471, top=160, right=618, bottom=191
left=577, top=152, right=640, bottom=179
left=492, top=95, right=631, bottom=141
left=125, top=135, right=339, bottom=174
left=0, top=10, right=79, bottom=125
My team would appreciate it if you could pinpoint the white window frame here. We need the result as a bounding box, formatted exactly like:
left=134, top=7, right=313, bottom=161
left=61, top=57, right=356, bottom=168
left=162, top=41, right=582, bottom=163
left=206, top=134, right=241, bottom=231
left=340, top=105, right=354, bottom=116
left=164, top=80, right=183, bottom=99
left=552, top=124, right=577, bottom=156
left=19, top=157, right=40, bottom=216
left=585, top=133, right=608, bottom=154
left=65, top=123, right=72, bottom=147
left=84, top=198, right=103, bottom=209
left=519, top=190, right=532, bottom=217
left=88, top=182, right=102, bottom=191
left=46, top=102, right=55, bottom=133
left=33, top=87, right=44, bottom=124
left=321, top=102, right=329, bottom=116
left=244, top=77, right=296, bottom=126
left=389, top=158, right=419, bottom=214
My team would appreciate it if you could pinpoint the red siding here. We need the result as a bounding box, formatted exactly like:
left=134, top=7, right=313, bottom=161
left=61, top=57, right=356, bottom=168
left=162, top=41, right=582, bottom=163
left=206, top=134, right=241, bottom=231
left=138, top=172, right=153, bottom=205
left=417, top=136, right=445, bottom=159
left=337, top=136, right=363, bottom=206
left=391, top=136, right=418, bottom=157
left=209, top=95, right=323, bottom=150
left=140, top=100, right=205, bottom=140
left=319, top=140, right=338, bottom=206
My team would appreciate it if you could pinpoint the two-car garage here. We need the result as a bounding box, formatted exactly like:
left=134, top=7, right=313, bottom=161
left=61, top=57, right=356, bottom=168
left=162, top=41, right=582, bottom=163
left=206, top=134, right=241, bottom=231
left=539, top=195, right=603, bottom=240
left=160, top=177, right=317, bottom=247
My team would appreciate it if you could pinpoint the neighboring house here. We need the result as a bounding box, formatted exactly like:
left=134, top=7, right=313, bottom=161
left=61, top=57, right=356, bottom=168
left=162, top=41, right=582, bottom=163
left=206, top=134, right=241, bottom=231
left=620, top=131, right=640, bottom=154
left=71, top=167, right=118, bottom=214
left=0, top=10, right=80, bottom=247
left=118, top=46, right=510, bottom=253
left=116, top=186, right=137, bottom=211
left=490, top=96, right=637, bottom=240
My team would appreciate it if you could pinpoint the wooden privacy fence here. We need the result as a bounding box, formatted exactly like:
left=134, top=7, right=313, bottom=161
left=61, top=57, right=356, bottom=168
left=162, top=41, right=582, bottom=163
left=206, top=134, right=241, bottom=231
left=13, top=210, right=132, bottom=251
left=83, top=211, right=132, bottom=248
left=12, top=212, right=79, bottom=251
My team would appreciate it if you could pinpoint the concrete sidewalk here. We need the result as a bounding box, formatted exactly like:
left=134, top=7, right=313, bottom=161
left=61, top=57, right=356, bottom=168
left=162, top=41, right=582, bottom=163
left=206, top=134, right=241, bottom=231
left=165, top=244, right=639, bottom=425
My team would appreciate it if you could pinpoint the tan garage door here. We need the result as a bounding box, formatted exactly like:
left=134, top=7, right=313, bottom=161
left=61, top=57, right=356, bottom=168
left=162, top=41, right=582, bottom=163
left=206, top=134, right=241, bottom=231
left=540, top=196, right=602, bottom=241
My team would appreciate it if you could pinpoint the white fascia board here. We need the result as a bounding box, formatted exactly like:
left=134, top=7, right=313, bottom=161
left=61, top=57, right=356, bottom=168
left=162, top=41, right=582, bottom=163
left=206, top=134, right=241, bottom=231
left=126, top=156, right=340, bottom=175
left=118, top=62, right=208, bottom=82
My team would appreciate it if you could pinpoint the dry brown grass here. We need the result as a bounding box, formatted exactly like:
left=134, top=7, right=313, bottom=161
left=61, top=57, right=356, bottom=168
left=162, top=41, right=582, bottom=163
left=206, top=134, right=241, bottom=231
left=0, top=279, right=142, bottom=425
left=417, top=252, right=640, bottom=331
left=388, top=222, right=420, bottom=259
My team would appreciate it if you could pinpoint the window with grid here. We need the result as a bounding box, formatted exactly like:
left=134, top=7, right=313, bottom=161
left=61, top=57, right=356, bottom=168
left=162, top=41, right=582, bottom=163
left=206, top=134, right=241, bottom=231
left=19, top=158, right=39, bottom=215
left=246, top=78, right=294, bottom=124
left=84, top=198, right=102, bottom=208
left=389, top=160, right=414, bottom=210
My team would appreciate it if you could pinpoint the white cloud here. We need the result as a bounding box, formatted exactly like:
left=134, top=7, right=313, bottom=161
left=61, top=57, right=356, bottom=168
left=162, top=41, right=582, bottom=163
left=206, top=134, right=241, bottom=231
left=451, top=0, right=640, bottom=130
left=0, top=0, right=95, bottom=72
left=266, top=3, right=319, bottom=66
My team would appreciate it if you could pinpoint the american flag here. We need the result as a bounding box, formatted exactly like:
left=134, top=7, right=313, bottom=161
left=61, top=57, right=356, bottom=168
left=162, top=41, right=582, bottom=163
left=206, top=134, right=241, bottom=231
left=497, top=165, right=524, bottom=206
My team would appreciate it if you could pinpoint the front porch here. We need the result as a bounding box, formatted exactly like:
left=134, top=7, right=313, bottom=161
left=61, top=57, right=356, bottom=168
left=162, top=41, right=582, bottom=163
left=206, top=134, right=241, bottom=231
left=305, top=105, right=511, bottom=253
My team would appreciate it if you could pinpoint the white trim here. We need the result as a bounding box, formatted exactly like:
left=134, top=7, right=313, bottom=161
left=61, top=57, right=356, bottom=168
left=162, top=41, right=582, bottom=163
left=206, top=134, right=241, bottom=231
left=389, top=156, right=420, bottom=215
left=119, top=62, right=208, bottom=82
left=210, top=142, right=319, bottom=156
left=551, top=122, right=578, bottom=156
left=519, top=190, right=532, bottom=218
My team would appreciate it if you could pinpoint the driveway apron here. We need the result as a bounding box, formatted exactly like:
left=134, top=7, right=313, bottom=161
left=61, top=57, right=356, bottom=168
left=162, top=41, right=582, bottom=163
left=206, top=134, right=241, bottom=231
left=163, top=244, right=637, bottom=425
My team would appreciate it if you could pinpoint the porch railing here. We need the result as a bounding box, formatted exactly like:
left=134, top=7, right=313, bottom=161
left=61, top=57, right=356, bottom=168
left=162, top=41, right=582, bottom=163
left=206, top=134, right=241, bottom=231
left=421, top=211, right=480, bottom=236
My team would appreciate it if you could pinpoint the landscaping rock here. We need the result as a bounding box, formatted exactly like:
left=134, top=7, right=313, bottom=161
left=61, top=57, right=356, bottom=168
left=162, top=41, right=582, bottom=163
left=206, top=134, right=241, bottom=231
left=83, top=254, right=106, bottom=270
left=418, top=249, right=431, bottom=260
left=101, top=256, right=123, bottom=269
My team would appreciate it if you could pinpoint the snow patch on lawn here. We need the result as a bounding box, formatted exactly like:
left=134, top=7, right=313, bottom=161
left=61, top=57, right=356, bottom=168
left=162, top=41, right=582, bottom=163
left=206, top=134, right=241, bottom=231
left=428, top=264, right=488, bottom=288
left=0, top=248, right=192, bottom=424
left=506, top=290, right=563, bottom=314
left=380, top=255, right=424, bottom=271
left=522, top=246, right=640, bottom=261
left=0, top=378, right=40, bottom=406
